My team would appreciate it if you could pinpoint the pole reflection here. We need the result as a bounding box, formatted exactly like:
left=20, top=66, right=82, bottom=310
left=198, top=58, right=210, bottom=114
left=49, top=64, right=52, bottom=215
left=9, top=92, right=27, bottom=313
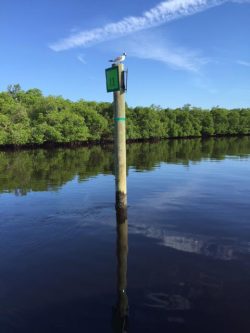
left=112, top=204, right=129, bottom=333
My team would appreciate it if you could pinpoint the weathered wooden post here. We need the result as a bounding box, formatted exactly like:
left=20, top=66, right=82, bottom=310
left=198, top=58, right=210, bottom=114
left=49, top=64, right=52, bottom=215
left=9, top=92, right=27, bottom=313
left=113, top=63, right=127, bottom=209
left=105, top=61, right=127, bottom=209
left=106, top=55, right=128, bottom=332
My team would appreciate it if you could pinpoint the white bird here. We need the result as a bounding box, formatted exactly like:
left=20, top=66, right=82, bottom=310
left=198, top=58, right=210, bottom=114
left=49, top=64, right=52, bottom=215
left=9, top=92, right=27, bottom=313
left=109, top=52, right=127, bottom=64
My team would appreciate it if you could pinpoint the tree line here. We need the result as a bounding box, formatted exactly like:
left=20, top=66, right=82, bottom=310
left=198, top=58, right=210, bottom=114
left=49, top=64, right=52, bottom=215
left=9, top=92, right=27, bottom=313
left=0, top=84, right=249, bottom=146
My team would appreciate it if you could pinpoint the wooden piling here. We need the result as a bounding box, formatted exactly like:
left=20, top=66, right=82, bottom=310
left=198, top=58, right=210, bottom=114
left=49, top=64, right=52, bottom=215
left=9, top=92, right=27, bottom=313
left=113, top=63, right=127, bottom=209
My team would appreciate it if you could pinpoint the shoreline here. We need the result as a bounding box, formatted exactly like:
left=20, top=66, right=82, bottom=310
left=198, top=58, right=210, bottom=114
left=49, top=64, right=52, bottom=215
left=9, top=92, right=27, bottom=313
left=0, top=133, right=249, bottom=152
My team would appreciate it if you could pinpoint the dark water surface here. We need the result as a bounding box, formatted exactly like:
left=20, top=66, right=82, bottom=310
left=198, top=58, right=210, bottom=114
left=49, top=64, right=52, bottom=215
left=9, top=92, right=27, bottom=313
left=0, top=138, right=250, bottom=333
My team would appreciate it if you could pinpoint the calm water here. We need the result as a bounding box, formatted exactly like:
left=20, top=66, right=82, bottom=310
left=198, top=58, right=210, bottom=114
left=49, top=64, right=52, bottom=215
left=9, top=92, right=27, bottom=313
left=0, top=137, right=250, bottom=333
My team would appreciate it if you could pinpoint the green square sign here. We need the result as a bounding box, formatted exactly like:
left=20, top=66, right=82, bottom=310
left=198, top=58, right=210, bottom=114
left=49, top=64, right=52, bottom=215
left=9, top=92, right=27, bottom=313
left=105, top=66, right=120, bottom=92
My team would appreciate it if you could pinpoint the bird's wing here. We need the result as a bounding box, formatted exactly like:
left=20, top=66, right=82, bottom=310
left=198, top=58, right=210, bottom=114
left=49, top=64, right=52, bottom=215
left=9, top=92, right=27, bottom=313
left=114, top=55, right=122, bottom=62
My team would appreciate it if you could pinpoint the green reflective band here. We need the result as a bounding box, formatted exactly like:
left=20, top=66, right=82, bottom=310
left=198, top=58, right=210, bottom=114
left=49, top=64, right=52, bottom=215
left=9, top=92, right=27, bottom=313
left=114, top=117, right=126, bottom=121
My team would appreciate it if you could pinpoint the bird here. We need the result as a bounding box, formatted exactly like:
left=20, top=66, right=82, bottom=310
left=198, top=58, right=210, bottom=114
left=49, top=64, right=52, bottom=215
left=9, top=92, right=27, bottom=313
left=109, top=52, right=127, bottom=64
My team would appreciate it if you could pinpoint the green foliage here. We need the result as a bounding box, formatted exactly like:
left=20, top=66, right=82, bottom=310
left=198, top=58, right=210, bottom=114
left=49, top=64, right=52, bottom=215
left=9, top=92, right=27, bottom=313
left=7, top=123, right=31, bottom=145
left=7, top=84, right=22, bottom=99
left=239, top=109, right=250, bottom=134
left=201, top=111, right=215, bottom=136
left=211, top=108, right=229, bottom=134
left=0, top=114, right=10, bottom=144
left=0, top=85, right=249, bottom=146
left=132, top=106, right=165, bottom=139
left=228, top=111, right=240, bottom=134
left=72, top=101, right=108, bottom=140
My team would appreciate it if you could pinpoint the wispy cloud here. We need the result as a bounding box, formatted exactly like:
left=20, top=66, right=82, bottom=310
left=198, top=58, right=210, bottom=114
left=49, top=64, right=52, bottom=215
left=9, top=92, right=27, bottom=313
left=231, top=0, right=250, bottom=3
left=50, top=0, right=228, bottom=51
left=77, top=54, right=87, bottom=64
left=117, top=32, right=209, bottom=72
left=237, top=60, right=250, bottom=67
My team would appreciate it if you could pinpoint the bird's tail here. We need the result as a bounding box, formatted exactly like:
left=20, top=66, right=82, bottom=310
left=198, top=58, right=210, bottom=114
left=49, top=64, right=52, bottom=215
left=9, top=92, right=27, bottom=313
left=109, top=60, right=113, bottom=62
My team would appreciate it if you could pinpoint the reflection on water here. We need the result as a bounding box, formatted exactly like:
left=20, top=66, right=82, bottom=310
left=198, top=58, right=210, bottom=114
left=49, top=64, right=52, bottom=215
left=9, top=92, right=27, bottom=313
left=0, top=137, right=250, bottom=195
left=130, top=224, right=250, bottom=260
left=112, top=206, right=129, bottom=333
left=1, top=137, right=250, bottom=332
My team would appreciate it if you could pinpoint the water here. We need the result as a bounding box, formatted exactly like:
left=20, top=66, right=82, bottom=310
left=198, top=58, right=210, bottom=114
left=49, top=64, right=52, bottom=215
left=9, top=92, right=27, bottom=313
left=0, top=137, right=250, bottom=333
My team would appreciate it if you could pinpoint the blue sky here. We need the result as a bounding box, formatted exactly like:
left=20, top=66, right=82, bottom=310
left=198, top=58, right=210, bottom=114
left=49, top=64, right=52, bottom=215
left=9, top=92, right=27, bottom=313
left=1, top=0, right=250, bottom=108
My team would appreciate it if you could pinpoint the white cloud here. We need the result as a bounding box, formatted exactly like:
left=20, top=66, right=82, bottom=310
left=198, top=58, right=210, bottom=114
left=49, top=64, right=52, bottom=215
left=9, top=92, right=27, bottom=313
left=50, top=0, right=228, bottom=52
left=237, top=60, right=250, bottom=67
left=118, top=32, right=209, bottom=72
left=231, top=0, right=250, bottom=3
left=77, top=54, right=87, bottom=64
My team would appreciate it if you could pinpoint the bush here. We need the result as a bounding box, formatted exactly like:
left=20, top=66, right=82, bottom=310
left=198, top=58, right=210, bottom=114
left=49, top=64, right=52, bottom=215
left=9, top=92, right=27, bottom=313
left=0, top=85, right=249, bottom=146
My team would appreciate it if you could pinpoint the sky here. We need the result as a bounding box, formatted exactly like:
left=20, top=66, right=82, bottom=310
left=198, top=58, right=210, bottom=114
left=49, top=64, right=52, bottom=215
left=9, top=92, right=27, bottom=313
left=1, top=0, right=250, bottom=109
